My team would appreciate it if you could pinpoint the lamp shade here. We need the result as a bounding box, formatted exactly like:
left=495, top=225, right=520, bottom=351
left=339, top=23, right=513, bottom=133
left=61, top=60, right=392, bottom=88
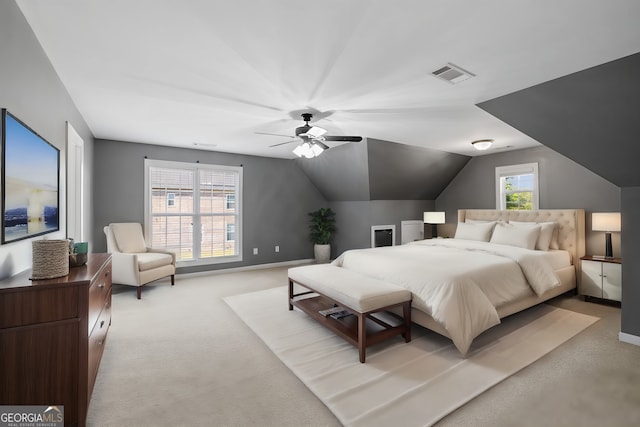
left=592, top=212, right=621, bottom=232
left=423, top=211, right=445, bottom=224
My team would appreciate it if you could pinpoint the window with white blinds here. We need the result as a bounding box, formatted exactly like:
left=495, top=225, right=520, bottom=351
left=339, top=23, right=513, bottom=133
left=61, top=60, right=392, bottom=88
left=144, top=159, right=242, bottom=265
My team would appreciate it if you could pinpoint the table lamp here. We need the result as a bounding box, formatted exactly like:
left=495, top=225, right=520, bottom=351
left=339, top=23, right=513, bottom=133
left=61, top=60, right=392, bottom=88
left=592, top=212, right=620, bottom=258
left=424, top=212, right=445, bottom=238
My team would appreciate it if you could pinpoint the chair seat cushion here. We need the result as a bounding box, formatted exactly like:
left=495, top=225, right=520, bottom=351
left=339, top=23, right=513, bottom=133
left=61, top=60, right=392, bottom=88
left=137, top=252, right=174, bottom=272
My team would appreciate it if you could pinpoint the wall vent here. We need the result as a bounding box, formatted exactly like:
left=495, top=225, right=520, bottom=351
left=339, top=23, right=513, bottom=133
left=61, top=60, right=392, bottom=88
left=432, top=63, right=475, bottom=84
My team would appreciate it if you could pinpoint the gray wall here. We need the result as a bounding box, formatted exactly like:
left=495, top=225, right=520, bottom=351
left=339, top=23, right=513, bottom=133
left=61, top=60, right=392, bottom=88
left=436, top=146, right=621, bottom=256
left=296, top=142, right=371, bottom=201
left=93, top=140, right=326, bottom=273
left=367, top=139, right=469, bottom=200
left=0, top=1, right=95, bottom=279
left=477, top=53, right=639, bottom=340
left=329, top=200, right=434, bottom=257
left=295, top=138, right=469, bottom=201
left=478, top=53, right=640, bottom=188
left=621, top=187, right=640, bottom=337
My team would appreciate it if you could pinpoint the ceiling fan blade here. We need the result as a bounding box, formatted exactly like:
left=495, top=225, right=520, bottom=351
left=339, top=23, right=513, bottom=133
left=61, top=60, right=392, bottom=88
left=256, top=131, right=295, bottom=138
left=323, top=135, right=363, bottom=142
left=268, top=139, right=298, bottom=148
left=303, top=126, right=327, bottom=139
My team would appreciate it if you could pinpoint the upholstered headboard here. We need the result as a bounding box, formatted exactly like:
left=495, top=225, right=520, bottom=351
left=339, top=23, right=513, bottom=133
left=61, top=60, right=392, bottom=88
left=457, top=209, right=586, bottom=265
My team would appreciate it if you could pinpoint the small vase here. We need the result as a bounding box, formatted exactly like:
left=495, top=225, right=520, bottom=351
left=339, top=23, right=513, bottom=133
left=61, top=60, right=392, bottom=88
left=69, top=253, right=88, bottom=267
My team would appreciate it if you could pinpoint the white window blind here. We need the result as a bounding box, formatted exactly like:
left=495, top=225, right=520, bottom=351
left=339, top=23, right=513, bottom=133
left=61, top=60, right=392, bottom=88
left=144, top=159, right=242, bottom=265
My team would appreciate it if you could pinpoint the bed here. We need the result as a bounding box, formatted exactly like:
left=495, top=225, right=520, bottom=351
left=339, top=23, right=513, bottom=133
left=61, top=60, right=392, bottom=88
left=331, top=209, right=585, bottom=354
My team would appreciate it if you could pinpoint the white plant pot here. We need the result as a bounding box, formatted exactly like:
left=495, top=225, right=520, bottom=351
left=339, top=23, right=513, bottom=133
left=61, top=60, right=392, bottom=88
left=314, top=244, right=331, bottom=264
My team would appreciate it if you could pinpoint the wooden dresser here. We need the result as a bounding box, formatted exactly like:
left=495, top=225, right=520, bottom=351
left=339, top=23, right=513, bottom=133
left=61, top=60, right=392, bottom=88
left=0, top=253, right=112, bottom=427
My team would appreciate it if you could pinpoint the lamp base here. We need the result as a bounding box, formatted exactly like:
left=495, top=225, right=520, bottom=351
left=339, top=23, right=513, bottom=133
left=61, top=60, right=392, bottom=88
left=605, top=232, right=613, bottom=258
left=431, top=224, right=438, bottom=239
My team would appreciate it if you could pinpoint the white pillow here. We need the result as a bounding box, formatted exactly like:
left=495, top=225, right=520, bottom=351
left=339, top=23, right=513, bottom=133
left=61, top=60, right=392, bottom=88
left=509, top=221, right=557, bottom=251
left=454, top=222, right=496, bottom=242
left=490, top=223, right=540, bottom=250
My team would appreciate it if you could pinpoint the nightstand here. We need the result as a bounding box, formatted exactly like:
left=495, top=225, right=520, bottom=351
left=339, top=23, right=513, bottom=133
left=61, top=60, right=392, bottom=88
left=580, top=255, right=622, bottom=302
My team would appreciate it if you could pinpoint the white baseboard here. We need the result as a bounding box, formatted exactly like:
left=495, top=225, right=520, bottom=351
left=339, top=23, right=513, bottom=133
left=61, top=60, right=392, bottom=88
left=177, top=259, right=315, bottom=278
left=618, top=331, right=640, bottom=347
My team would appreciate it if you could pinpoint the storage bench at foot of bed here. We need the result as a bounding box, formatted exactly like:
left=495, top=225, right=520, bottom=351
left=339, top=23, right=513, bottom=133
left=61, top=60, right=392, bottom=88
left=288, top=264, right=412, bottom=363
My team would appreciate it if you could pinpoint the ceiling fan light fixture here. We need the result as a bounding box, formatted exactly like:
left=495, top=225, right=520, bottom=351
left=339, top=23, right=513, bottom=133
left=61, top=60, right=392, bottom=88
left=310, top=142, right=325, bottom=157
left=292, top=144, right=306, bottom=158
left=292, top=141, right=327, bottom=159
left=471, top=139, right=494, bottom=151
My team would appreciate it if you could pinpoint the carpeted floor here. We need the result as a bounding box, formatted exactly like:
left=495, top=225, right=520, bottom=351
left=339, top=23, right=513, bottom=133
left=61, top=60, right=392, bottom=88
left=224, top=286, right=598, bottom=426
left=87, top=266, right=640, bottom=426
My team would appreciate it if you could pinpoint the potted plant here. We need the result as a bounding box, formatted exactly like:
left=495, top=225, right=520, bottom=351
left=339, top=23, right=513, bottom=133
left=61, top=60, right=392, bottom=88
left=308, top=207, right=336, bottom=263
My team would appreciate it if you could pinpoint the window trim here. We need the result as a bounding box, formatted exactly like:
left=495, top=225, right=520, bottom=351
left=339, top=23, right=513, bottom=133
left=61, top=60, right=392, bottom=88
left=495, top=162, right=539, bottom=210
left=144, top=159, right=243, bottom=266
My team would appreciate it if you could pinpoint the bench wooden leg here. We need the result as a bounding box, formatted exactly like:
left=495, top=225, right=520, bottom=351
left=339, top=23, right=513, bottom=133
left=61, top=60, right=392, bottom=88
left=288, top=279, right=294, bottom=310
left=402, top=300, right=412, bottom=342
left=358, top=313, right=366, bottom=363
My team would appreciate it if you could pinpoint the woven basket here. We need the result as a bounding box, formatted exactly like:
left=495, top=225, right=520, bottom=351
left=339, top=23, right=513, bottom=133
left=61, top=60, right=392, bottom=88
left=31, top=240, right=70, bottom=280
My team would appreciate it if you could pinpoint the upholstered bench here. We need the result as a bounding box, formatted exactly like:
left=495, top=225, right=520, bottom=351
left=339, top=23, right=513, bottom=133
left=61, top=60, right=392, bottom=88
left=288, top=264, right=412, bottom=363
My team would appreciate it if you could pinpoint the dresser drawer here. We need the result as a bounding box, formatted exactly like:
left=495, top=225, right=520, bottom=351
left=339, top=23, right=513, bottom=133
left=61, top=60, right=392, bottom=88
left=0, top=286, right=79, bottom=329
left=88, top=264, right=112, bottom=333
left=88, top=296, right=111, bottom=398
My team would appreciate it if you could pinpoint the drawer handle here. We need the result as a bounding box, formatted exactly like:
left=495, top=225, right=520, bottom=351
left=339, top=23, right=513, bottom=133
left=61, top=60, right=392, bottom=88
left=98, top=340, right=103, bottom=346
left=100, top=320, right=105, bottom=329
left=98, top=283, right=105, bottom=288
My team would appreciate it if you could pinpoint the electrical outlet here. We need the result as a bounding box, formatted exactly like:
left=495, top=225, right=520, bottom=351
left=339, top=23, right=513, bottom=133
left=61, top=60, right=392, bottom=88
left=253, top=248, right=258, bottom=255
left=275, top=245, right=280, bottom=253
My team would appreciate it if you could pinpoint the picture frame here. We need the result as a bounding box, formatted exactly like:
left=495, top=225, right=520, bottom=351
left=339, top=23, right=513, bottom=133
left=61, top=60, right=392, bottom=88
left=1, top=109, right=60, bottom=244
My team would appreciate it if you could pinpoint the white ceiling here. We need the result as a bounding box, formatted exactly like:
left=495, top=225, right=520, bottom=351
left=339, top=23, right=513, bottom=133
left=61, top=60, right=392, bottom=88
left=17, top=0, right=640, bottom=159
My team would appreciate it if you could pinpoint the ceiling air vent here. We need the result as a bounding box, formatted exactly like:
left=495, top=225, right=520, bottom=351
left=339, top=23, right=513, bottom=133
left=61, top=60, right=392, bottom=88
left=432, top=63, right=475, bottom=84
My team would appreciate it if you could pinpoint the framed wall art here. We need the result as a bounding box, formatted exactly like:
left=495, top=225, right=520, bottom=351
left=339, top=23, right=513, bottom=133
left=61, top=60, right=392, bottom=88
left=1, top=109, right=60, bottom=243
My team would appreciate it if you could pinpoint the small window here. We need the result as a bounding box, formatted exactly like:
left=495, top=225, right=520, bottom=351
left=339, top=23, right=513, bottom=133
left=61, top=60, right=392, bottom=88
left=225, top=193, right=235, bottom=210
left=226, top=224, right=235, bottom=241
left=495, top=163, right=539, bottom=210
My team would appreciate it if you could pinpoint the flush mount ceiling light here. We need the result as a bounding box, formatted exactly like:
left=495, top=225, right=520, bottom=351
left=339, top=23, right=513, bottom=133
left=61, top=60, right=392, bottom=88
left=471, top=139, right=494, bottom=151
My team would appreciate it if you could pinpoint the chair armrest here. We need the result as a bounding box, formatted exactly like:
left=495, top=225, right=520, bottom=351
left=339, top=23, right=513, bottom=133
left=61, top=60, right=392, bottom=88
left=147, top=247, right=177, bottom=266
left=110, top=252, right=140, bottom=286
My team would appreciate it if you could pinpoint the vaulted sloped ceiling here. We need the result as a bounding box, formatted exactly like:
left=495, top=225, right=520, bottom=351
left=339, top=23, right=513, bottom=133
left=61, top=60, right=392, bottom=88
left=16, top=1, right=640, bottom=159
left=295, top=139, right=469, bottom=201
left=478, top=52, right=640, bottom=187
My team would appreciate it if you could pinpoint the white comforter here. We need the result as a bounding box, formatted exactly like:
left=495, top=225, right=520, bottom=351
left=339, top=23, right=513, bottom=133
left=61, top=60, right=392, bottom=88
left=331, top=239, right=562, bottom=354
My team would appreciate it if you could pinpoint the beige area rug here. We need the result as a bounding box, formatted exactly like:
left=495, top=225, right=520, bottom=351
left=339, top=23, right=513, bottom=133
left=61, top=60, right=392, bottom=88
left=224, top=286, right=599, bottom=427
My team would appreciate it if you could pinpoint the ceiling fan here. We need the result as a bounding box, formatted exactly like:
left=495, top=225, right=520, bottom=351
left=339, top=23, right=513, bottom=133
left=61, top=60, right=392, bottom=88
left=257, top=113, right=363, bottom=158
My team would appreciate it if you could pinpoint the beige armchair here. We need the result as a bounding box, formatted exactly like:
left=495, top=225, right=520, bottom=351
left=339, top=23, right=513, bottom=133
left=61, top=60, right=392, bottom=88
left=104, top=223, right=176, bottom=299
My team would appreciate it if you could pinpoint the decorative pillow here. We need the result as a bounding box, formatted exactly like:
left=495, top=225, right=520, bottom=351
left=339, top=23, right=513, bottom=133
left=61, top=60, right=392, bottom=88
left=111, top=223, right=147, bottom=253
left=454, top=222, right=496, bottom=242
left=509, top=221, right=557, bottom=251
left=490, top=223, right=540, bottom=250
left=548, top=224, right=560, bottom=250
